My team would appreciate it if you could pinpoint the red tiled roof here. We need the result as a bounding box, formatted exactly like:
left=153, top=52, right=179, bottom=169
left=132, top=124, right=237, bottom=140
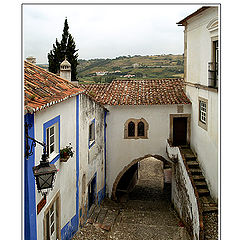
left=80, top=79, right=191, bottom=105
left=24, top=61, right=84, bottom=113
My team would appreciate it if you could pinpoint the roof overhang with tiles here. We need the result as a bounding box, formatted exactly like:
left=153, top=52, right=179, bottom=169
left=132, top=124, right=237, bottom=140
left=24, top=61, right=85, bottom=114
left=80, top=79, right=191, bottom=106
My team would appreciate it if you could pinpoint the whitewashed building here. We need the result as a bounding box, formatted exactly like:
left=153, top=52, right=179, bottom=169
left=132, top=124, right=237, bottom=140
left=177, top=6, right=219, bottom=201
left=80, top=79, right=192, bottom=199
left=24, top=60, right=107, bottom=240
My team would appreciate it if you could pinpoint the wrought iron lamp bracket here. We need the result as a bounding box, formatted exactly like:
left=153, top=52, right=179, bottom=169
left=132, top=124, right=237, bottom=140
left=25, top=123, right=47, bottom=160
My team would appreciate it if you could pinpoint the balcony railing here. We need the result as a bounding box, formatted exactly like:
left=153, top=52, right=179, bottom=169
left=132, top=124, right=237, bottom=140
left=208, top=62, right=218, bottom=88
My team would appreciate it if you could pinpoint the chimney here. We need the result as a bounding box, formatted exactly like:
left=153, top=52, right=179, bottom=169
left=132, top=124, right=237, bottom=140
left=26, top=56, right=36, bottom=64
left=60, top=56, right=71, bottom=81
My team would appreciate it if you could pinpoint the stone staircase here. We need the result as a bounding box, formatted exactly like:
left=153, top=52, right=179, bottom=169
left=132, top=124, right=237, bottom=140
left=180, top=147, right=218, bottom=240
left=181, top=147, right=218, bottom=213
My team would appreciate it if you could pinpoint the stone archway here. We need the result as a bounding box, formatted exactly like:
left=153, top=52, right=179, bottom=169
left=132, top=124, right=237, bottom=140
left=111, top=154, right=171, bottom=200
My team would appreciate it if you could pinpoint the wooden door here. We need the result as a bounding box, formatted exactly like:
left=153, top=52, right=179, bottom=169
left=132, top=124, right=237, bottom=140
left=173, top=117, right=187, bottom=146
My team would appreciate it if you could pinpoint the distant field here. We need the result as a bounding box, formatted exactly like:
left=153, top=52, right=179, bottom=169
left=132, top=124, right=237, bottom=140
left=77, top=54, right=184, bottom=84
left=37, top=54, right=184, bottom=84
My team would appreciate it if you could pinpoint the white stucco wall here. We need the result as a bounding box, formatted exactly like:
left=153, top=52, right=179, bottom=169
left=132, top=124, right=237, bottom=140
left=33, top=94, right=106, bottom=239
left=186, top=7, right=218, bottom=86
left=78, top=94, right=105, bottom=211
left=34, top=97, right=77, bottom=240
left=187, top=86, right=218, bottom=201
left=105, top=104, right=191, bottom=196
left=184, top=7, right=219, bottom=201
left=169, top=144, right=200, bottom=240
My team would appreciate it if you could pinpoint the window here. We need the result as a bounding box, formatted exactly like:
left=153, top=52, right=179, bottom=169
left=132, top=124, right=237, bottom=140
left=124, top=118, right=149, bottom=139
left=128, top=121, right=135, bottom=137
left=43, top=116, right=60, bottom=162
left=89, top=119, right=95, bottom=148
left=44, top=192, right=60, bottom=240
left=198, top=97, right=208, bottom=131
left=208, top=40, right=218, bottom=88
left=137, top=121, right=145, bottom=137
left=46, top=125, right=55, bottom=156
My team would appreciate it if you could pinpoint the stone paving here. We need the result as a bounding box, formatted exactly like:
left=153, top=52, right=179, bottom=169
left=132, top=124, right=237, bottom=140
left=72, top=158, right=191, bottom=240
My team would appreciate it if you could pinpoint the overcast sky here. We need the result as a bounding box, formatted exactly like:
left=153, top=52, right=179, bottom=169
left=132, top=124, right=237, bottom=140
left=23, top=4, right=203, bottom=64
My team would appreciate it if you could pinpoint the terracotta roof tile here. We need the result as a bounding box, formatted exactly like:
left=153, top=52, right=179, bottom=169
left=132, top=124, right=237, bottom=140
left=80, top=79, right=191, bottom=106
left=24, top=61, right=84, bottom=113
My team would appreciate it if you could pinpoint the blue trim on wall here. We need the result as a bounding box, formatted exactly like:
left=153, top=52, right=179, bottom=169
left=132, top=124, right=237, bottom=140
left=76, top=95, right=80, bottom=228
left=24, top=113, right=37, bottom=240
left=43, top=115, right=60, bottom=162
left=88, top=118, right=96, bottom=149
left=61, top=214, right=78, bottom=240
left=104, top=111, right=107, bottom=196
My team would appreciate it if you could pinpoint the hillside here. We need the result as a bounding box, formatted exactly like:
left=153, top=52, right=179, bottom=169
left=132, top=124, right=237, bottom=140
left=37, top=54, right=184, bottom=84
left=77, top=54, right=184, bottom=84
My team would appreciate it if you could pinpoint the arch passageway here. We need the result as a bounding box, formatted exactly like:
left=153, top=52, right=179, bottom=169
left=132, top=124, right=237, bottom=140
left=112, top=155, right=172, bottom=201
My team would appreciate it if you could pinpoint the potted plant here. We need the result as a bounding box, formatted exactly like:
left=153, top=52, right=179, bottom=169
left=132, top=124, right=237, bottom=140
left=60, top=143, right=74, bottom=162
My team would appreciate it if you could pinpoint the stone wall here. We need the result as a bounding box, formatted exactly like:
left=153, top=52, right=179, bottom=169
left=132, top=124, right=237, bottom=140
left=167, top=141, right=203, bottom=240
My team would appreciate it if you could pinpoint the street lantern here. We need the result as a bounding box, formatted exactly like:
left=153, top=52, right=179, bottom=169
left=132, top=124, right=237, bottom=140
left=25, top=123, right=57, bottom=196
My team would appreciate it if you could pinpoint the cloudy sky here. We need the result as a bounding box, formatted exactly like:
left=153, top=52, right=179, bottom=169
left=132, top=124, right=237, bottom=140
left=23, top=4, right=203, bottom=64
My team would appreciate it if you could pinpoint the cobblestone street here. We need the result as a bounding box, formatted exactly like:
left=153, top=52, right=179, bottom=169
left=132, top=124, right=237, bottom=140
left=72, top=158, right=191, bottom=240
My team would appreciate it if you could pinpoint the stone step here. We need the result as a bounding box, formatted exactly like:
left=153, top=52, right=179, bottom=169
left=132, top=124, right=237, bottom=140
left=186, top=161, right=199, bottom=167
left=96, top=208, right=108, bottom=224
left=195, top=181, right=208, bottom=189
left=87, top=204, right=101, bottom=223
left=101, top=209, right=120, bottom=231
left=202, top=205, right=218, bottom=213
left=189, top=168, right=203, bottom=175
left=198, top=188, right=210, bottom=197
left=192, top=175, right=205, bottom=180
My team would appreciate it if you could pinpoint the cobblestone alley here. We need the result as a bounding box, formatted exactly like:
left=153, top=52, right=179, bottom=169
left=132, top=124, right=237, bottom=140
left=72, top=158, right=191, bottom=240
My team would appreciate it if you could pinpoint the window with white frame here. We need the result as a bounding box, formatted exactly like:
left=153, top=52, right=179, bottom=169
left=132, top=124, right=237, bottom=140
left=198, top=97, right=208, bottom=130
left=43, top=116, right=60, bottom=161
left=46, top=125, right=55, bottom=156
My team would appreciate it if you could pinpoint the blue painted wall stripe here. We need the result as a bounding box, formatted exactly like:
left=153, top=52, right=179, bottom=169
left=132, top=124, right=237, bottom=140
left=76, top=95, right=80, bottom=225
left=104, top=111, right=107, bottom=196
left=24, top=113, right=37, bottom=240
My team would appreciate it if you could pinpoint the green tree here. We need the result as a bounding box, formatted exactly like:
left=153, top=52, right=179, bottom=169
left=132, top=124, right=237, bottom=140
left=48, top=18, right=78, bottom=81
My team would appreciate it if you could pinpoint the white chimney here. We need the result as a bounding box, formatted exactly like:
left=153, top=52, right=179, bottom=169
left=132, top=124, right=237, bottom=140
left=26, top=56, right=36, bottom=64
left=60, top=57, right=71, bottom=81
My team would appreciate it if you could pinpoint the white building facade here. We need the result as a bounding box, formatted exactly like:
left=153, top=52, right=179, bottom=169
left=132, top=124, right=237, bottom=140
left=178, top=6, right=219, bottom=201
left=24, top=61, right=106, bottom=240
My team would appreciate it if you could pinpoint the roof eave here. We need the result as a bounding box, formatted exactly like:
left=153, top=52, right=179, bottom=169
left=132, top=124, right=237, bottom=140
left=177, top=6, right=210, bottom=26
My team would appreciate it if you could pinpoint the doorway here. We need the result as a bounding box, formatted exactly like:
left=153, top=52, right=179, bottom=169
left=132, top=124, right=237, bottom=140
left=173, top=117, right=187, bottom=146
left=44, top=192, right=60, bottom=240
left=88, top=174, right=97, bottom=210
left=170, top=114, right=190, bottom=147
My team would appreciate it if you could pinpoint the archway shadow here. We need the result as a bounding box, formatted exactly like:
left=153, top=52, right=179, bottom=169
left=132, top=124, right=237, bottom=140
left=112, top=155, right=172, bottom=202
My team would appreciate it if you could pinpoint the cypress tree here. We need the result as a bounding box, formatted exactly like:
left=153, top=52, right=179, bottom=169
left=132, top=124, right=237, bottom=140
left=48, top=18, right=78, bottom=81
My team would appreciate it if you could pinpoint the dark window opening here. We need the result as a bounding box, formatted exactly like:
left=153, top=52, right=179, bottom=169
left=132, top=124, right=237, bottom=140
left=128, top=121, right=135, bottom=137
left=89, top=122, right=95, bottom=141
left=208, top=40, right=218, bottom=88
left=137, top=121, right=145, bottom=136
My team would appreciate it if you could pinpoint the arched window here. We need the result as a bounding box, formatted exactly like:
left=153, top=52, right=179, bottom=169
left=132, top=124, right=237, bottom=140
left=137, top=121, right=145, bottom=136
left=128, top=121, right=135, bottom=137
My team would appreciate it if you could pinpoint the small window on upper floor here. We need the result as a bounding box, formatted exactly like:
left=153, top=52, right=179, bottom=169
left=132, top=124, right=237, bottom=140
left=208, top=40, right=218, bottom=88
left=124, top=118, right=149, bottom=139
left=198, top=97, right=208, bottom=131
left=128, top=121, right=135, bottom=137
left=44, top=116, right=60, bottom=161
left=89, top=119, right=95, bottom=149
left=137, top=121, right=145, bottom=137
